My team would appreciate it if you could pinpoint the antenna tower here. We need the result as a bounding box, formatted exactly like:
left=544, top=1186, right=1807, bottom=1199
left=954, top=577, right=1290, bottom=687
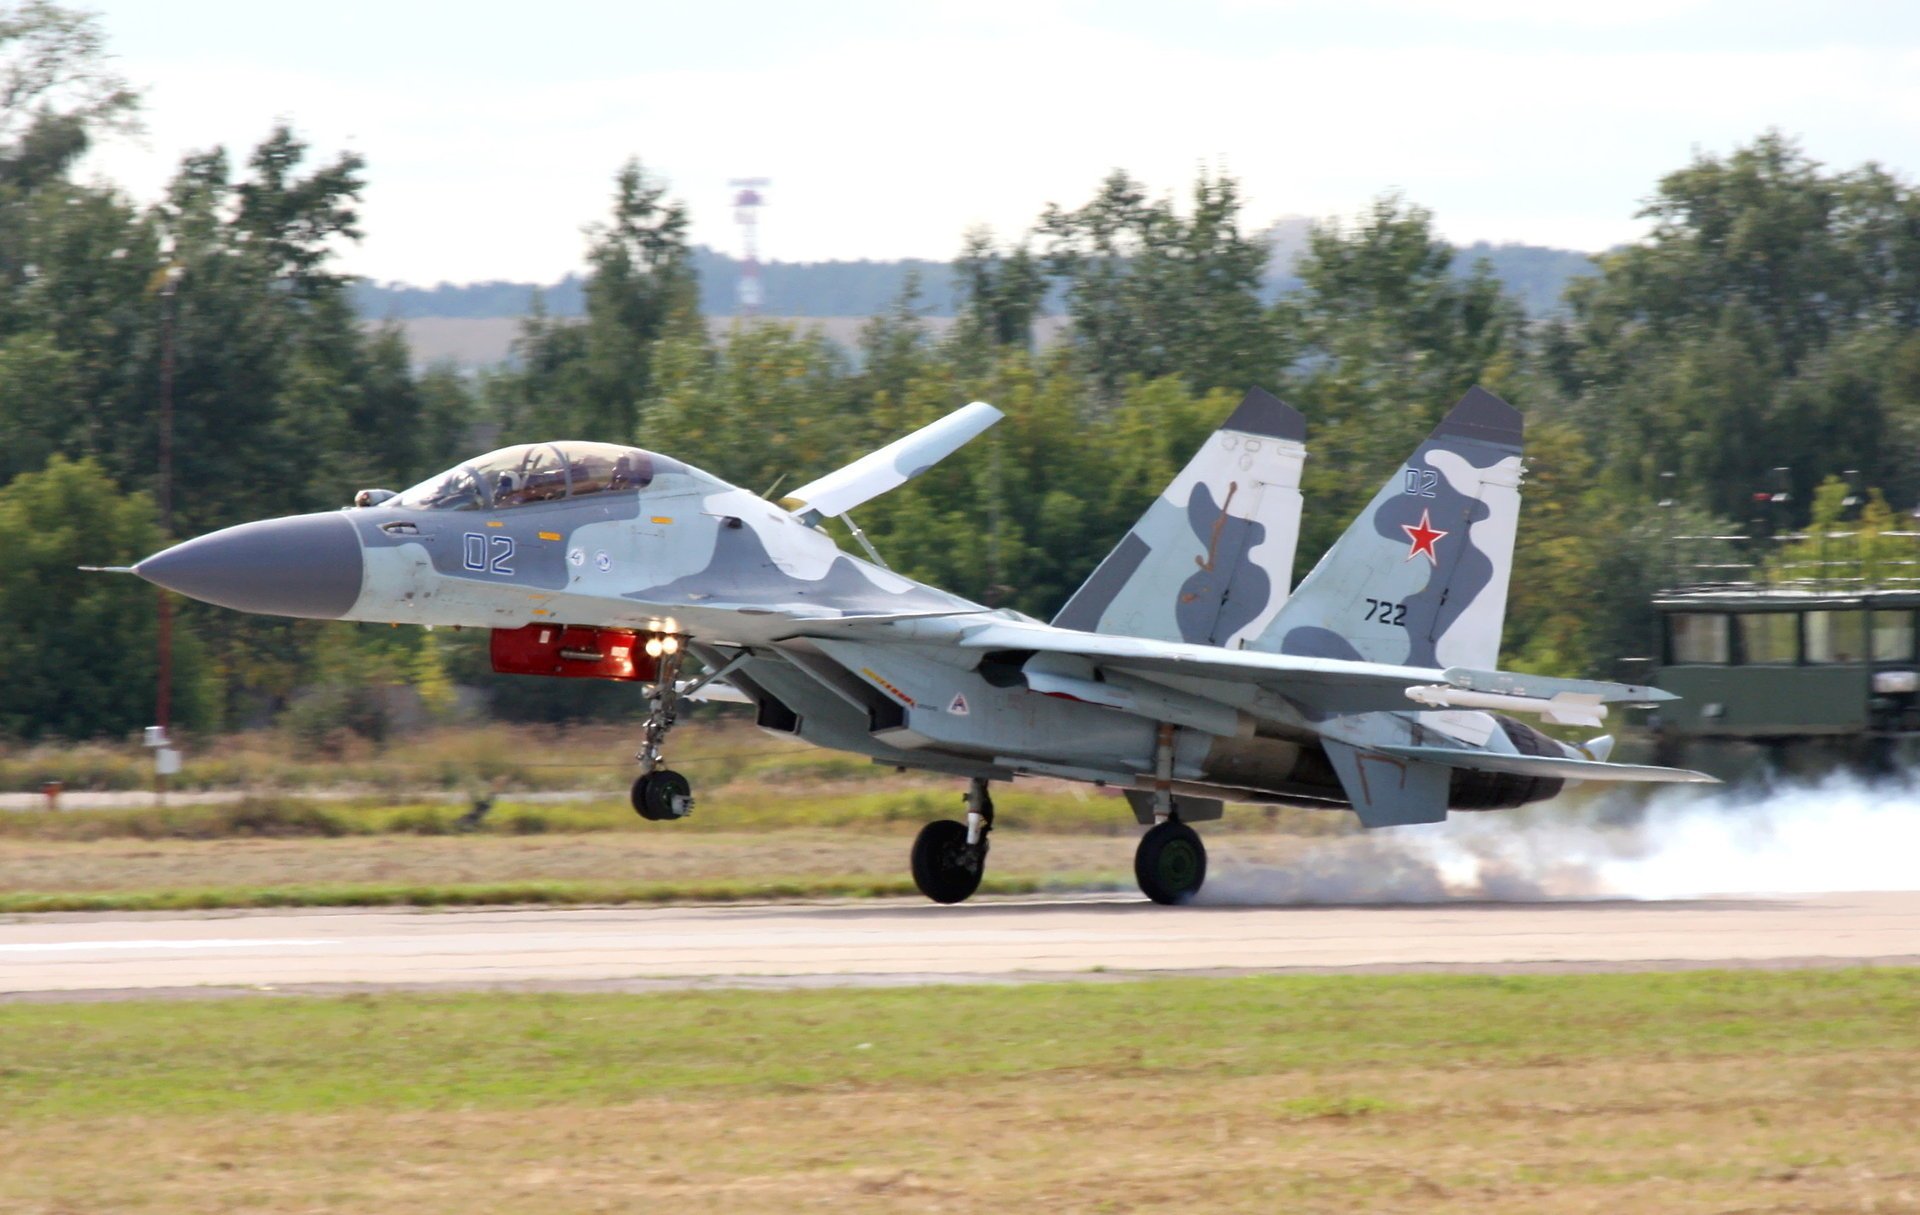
left=729, top=177, right=771, bottom=316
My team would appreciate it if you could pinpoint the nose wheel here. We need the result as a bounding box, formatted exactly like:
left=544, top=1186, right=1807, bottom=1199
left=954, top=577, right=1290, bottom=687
left=1135, top=819, right=1206, bottom=905
left=632, top=769, right=692, bottom=820
left=631, top=642, right=694, bottom=821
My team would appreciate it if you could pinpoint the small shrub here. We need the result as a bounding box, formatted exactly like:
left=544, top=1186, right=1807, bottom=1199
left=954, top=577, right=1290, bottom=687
left=383, top=806, right=455, bottom=835
left=211, top=797, right=350, bottom=838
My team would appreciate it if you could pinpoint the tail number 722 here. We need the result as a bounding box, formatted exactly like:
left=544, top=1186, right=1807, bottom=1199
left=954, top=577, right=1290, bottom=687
left=1363, top=597, right=1407, bottom=625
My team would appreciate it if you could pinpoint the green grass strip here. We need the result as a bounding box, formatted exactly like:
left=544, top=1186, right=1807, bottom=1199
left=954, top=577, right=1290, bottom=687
left=0, top=871, right=1130, bottom=913
left=4, top=969, right=1917, bottom=1119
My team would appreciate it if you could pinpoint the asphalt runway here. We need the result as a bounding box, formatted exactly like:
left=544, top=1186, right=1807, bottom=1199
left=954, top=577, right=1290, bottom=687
left=3, top=890, right=1918, bottom=1001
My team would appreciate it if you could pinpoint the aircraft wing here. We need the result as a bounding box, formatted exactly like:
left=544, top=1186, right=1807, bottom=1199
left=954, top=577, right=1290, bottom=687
left=784, top=401, right=1003, bottom=524
left=956, top=620, right=1669, bottom=719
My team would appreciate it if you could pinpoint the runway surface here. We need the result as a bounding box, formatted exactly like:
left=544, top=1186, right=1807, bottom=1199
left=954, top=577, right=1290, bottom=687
left=4, top=890, right=1918, bottom=1000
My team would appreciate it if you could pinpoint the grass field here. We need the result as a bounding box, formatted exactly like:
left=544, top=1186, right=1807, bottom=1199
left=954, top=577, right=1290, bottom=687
left=0, top=829, right=1144, bottom=910
left=0, top=718, right=1353, bottom=910
left=0, top=827, right=1375, bottom=912
left=0, top=719, right=934, bottom=795
left=3, top=969, right=1917, bottom=1213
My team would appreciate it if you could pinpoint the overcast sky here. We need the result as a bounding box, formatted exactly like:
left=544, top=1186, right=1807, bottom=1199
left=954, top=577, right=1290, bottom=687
left=74, top=0, right=1920, bottom=285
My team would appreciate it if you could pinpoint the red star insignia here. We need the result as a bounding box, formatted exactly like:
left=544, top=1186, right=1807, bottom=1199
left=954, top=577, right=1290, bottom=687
left=1402, top=508, right=1448, bottom=565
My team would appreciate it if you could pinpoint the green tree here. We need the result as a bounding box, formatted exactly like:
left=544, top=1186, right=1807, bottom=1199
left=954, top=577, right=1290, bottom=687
left=499, top=159, right=695, bottom=443
left=0, top=0, right=138, bottom=306
left=953, top=227, right=1046, bottom=351
left=1556, top=133, right=1920, bottom=519
left=1279, top=196, right=1522, bottom=558
left=0, top=456, right=213, bottom=738
left=1038, top=168, right=1280, bottom=401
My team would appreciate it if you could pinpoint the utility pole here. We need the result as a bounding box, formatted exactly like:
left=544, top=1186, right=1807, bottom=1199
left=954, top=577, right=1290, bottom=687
left=150, top=263, right=184, bottom=801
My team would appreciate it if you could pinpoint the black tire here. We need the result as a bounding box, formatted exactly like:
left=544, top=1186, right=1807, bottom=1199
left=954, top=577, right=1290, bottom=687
left=910, top=819, right=986, bottom=904
left=631, top=769, right=692, bottom=820
left=1135, top=819, right=1207, bottom=905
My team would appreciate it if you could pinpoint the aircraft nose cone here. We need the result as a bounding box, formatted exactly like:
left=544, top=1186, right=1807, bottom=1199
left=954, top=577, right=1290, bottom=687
left=135, top=512, right=365, bottom=619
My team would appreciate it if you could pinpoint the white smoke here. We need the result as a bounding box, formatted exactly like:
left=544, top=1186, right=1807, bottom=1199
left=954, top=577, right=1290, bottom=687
left=1196, top=771, right=1920, bottom=905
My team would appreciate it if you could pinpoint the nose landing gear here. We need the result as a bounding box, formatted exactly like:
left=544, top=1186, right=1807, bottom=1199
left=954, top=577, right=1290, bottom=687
left=631, top=637, right=693, bottom=821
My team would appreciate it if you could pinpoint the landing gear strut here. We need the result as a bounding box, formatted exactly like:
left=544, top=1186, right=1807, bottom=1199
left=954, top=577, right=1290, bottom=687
left=631, top=642, right=692, bottom=821
left=1132, top=722, right=1206, bottom=903
left=911, top=779, right=993, bottom=904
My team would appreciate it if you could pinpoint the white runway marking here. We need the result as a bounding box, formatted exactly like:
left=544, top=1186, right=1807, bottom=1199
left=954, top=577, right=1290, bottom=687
left=0, top=938, right=341, bottom=954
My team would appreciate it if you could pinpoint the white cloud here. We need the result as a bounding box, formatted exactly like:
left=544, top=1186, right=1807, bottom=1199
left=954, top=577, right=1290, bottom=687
left=1222, top=0, right=1719, bottom=28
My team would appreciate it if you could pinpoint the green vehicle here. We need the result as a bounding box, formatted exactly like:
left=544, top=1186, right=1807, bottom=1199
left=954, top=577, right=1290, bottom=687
left=1643, top=531, right=1920, bottom=778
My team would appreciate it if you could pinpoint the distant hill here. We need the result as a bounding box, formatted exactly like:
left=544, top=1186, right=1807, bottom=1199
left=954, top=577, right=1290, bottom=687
left=351, top=249, right=964, bottom=321
left=352, top=229, right=1599, bottom=325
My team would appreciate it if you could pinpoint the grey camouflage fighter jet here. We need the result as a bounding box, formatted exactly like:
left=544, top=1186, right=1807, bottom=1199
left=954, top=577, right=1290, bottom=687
left=131, top=387, right=1714, bottom=904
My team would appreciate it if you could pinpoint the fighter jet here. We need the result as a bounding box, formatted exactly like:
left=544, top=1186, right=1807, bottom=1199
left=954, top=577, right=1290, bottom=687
left=132, top=386, right=1714, bottom=904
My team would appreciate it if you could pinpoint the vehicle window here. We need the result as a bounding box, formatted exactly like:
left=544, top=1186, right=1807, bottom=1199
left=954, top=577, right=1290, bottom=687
left=1738, top=613, right=1798, bottom=664
left=394, top=443, right=685, bottom=511
left=1668, top=613, right=1730, bottom=665
left=1872, top=610, right=1915, bottom=662
left=493, top=445, right=568, bottom=507
left=558, top=442, right=654, bottom=497
left=393, top=464, right=483, bottom=510
left=1805, top=610, right=1867, bottom=664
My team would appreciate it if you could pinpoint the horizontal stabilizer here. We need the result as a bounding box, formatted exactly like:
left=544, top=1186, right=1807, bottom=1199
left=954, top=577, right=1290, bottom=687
left=1375, top=745, right=1719, bottom=784
left=784, top=401, right=1002, bottom=523
left=1324, top=739, right=1451, bottom=827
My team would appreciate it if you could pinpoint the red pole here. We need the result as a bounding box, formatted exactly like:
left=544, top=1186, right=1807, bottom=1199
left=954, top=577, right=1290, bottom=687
left=159, top=267, right=176, bottom=537
left=155, top=266, right=179, bottom=794
left=156, top=592, right=171, bottom=734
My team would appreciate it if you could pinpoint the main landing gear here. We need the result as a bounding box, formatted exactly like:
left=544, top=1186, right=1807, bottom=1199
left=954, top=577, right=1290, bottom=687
left=1132, top=722, right=1207, bottom=905
left=910, top=779, right=993, bottom=904
left=905, top=769, right=1211, bottom=906
left=631, top=641, right=693, bottom=821
left=1134, top=818, right=1207, bottom=905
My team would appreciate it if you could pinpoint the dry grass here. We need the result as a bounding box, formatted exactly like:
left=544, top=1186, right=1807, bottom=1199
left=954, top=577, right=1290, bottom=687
left=0, top=830, right=1355, bottom=910
left=0, top=830, right=1349, bottom=892
left=0, top=718, right=859, bottom=794
left=6, top=1064, right=1916, bottom=1213
left=0, top=723, right=1354, bottom=909
left=0, top=829, right=1150, bottom=891
left=2, top=971, right=1917, bottom=1213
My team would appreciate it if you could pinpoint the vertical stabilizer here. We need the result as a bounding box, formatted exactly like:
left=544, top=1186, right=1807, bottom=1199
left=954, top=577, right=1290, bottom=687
left=1053, top=388, right=1306, bottom=649
left=1256, top=387, right=1524, bottom=671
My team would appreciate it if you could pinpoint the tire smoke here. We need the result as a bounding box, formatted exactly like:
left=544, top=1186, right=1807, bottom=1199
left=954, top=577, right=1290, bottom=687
left=1195, top=771, right=1920, bottom=905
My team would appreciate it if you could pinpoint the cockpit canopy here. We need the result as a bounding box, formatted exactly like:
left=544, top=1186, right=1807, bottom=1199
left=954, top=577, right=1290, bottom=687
left=392, top=442, right=691, bottom=511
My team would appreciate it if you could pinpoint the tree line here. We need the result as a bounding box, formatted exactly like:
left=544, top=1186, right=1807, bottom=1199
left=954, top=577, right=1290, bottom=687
left=5, top=2, right=1920, bottom=743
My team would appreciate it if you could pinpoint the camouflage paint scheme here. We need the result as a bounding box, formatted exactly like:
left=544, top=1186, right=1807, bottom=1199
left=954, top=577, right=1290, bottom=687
left=135, top=388, right=1711, bottom=833
left=1053, top=387, right=1305, bottom=650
